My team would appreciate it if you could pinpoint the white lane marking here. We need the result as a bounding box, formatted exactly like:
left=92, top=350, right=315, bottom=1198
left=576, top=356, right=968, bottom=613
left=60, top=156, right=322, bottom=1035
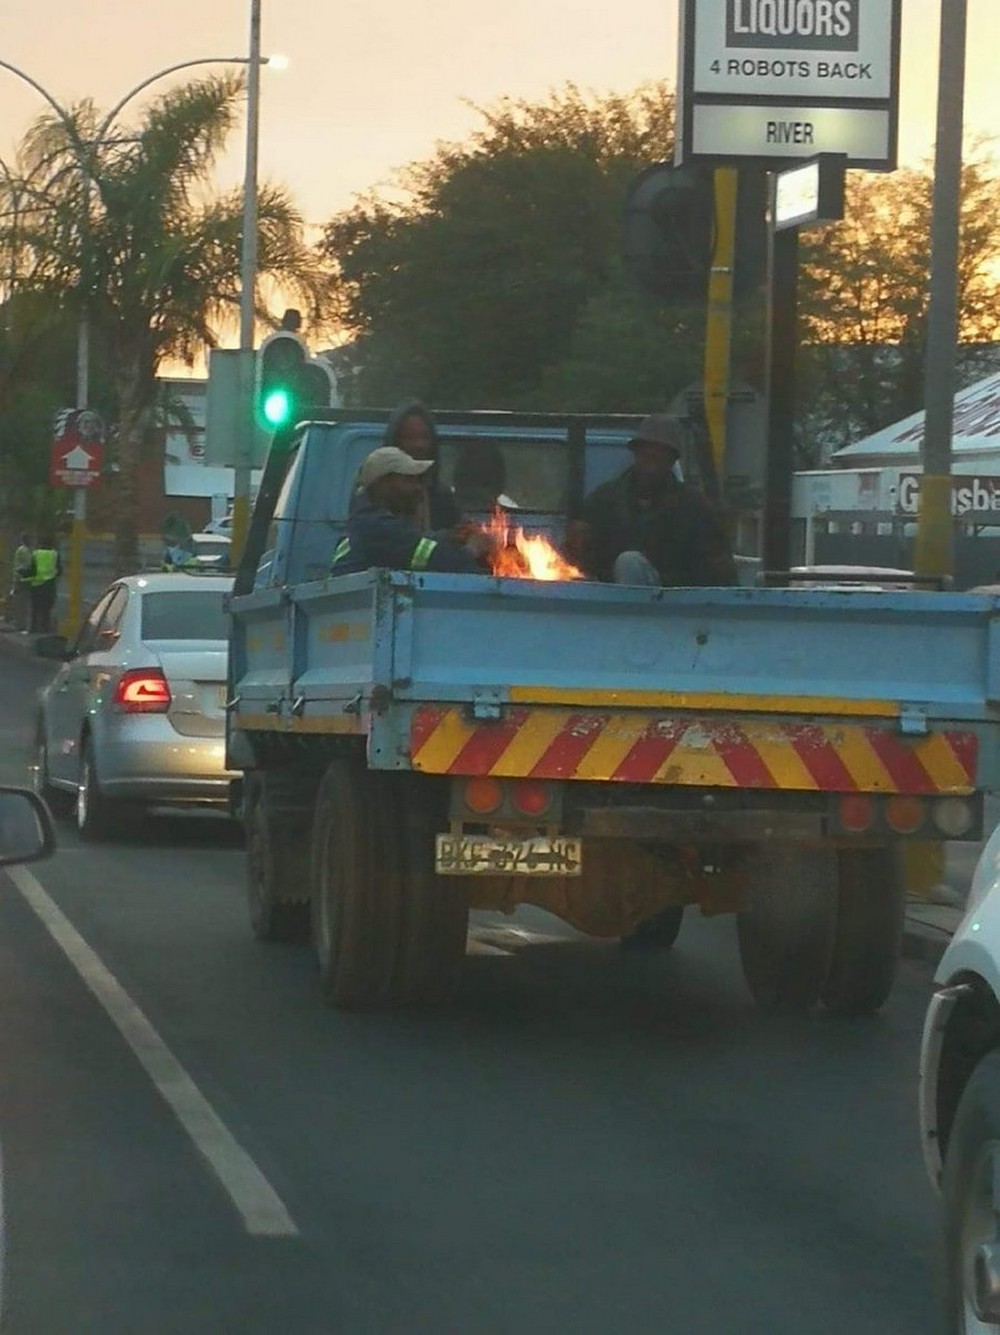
left=7, top=866, right=298, bottom=1238
left=0, top=1135, right=6, bottom=1329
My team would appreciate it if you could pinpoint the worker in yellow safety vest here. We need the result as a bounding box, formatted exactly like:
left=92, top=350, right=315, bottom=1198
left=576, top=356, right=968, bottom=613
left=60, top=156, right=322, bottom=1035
left=28, top=534, right=61, bottom=634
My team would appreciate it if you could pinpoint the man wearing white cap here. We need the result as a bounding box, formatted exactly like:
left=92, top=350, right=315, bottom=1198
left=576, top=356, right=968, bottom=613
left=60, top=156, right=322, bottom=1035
left=331, top=446, right=489, bottom=576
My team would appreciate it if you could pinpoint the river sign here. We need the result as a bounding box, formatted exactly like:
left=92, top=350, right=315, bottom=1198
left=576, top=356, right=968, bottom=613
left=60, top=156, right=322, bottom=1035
left=677, top=0, right=901, bottom=169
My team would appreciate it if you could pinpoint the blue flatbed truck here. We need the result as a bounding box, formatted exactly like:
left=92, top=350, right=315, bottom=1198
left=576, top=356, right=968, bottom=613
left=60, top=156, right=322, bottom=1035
left=227, top=410, right=1000, bottom=1011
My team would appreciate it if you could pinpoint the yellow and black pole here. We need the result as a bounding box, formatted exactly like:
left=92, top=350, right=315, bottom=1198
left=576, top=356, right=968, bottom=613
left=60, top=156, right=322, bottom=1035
left=703, top=167, right=738, bottom=489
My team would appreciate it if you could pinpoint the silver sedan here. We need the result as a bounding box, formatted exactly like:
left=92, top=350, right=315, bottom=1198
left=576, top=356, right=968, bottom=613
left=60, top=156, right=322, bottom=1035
left=31, top=572, right=237, bottom=839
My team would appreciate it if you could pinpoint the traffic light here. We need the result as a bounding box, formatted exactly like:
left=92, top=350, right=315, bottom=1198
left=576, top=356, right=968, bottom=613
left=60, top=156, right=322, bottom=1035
left=255, top=331, right=336, bottom=431
left=623, top=163, right=768, bottom=303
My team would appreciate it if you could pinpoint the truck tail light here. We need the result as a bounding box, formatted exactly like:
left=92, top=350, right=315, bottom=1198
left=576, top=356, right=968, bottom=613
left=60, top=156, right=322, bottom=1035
left=463, top=776, right=504, bottom=815
left=932, top=798, right=975, bottom=838
left=114, top=668, right=172, bottom=713
left=838, top=795, right=875, bottom=833
left=884, top=795, right=926, bottom=834
left=510, top=780, right=552, bottom=817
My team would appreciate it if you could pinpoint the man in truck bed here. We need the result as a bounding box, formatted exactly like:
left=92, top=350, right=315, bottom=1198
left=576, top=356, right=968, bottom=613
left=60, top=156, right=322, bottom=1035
left=331, top=446, right=489, bottom=575
left=570, top=413, right=737, bottom=587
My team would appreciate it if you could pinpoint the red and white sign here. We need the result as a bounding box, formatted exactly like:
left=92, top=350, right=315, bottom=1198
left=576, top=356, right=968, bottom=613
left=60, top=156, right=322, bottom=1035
left=49, top=409, right=105, bottom=488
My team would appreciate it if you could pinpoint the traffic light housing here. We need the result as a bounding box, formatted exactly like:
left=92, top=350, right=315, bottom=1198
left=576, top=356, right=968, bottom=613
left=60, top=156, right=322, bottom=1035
left=255, top=331, right=336, bottom=431
left=623, top=163, right=768, bottom=303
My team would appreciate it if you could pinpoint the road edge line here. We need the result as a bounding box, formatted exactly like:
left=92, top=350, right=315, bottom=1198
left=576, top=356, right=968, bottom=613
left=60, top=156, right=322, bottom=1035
left=7, top=866, right=298, bottom=1238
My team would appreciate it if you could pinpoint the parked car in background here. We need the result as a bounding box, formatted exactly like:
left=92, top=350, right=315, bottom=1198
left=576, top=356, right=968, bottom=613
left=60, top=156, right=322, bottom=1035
left=31, top=573, right=236, bottom=839
left=203, top=512, right=233, bottom=537
left=920, top=819, right=1000, bottom=1331
left=189, top=533, right=233, bottom=571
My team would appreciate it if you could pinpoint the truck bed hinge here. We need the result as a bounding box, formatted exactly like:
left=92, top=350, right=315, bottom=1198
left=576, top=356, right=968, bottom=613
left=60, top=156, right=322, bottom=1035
left=898, top=703, right=929, bottom=736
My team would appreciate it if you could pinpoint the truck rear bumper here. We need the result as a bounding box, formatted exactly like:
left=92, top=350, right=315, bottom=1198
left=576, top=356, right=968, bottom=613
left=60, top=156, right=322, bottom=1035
left=580, top=806, right=824, bottom=842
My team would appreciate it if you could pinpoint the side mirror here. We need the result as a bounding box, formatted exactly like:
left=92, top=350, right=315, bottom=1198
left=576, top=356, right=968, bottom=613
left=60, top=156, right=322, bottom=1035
left=34, top=634, right=71, bottom=661
left=0, top=787, right=56, bottom=867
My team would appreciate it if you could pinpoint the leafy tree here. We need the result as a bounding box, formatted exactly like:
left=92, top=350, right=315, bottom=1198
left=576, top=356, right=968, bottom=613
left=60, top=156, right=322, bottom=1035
left=797, top=150, right=1000, bottom=462
left=322, top=83, right=688, bottom=409
left=1, top=75, right=332, bottom=571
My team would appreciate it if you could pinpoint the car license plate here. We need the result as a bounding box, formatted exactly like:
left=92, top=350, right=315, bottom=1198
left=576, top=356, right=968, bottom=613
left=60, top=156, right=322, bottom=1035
left=435, top=834, right=583, bottom=876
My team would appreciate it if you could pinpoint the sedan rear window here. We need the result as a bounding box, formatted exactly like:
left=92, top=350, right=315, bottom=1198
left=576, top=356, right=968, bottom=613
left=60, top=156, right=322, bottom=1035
left=141, top=590, right=229, bottom=641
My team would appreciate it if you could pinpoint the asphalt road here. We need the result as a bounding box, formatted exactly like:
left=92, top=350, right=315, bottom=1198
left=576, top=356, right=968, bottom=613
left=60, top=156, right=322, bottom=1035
left=0, top=640, right=946, bottom=1334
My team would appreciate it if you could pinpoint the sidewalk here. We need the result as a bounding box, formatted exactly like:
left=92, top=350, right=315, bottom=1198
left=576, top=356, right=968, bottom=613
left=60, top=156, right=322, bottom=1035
left=0, top=608, right=974, bottom=972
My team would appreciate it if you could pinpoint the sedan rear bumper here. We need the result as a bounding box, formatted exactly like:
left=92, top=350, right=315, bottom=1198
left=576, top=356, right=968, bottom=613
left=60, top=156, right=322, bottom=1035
left=96, top=721, right=236, bottom=805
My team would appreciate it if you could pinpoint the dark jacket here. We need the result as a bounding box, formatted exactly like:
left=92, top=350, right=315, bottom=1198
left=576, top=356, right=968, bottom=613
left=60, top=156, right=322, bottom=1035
left=383, top=399, right=461, bottom=529
left=331, top=501, right=482, bottom=576
left=580, top=468, right=737, bottom=586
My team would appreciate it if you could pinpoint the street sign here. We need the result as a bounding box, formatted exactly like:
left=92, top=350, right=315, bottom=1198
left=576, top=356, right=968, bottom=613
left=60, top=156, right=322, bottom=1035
left=49, top=409, right=104, bottom=489
left=677, top=0, right=901, bottom=169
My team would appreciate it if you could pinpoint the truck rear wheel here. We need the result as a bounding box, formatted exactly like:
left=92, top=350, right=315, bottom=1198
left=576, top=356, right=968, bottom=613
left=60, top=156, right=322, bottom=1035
left=311, top=758, right=468, bottom=1008
left=245, top=775, right=312, bottom=943
left=736, top=846, right=838, bottom=1013
left=621, top=906, right=684, bottom=951
left=820, top=847, right=905, bottom=1017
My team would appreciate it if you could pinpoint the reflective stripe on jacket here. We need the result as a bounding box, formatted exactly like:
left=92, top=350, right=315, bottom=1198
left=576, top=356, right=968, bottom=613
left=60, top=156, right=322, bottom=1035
left=330, top=502, right=481, bottom=577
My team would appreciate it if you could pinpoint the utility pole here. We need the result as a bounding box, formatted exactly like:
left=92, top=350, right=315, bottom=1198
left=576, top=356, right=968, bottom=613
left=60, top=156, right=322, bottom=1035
left=914, top=0, right=968, bottom=579
left=231, top=0, right=261, bottom=565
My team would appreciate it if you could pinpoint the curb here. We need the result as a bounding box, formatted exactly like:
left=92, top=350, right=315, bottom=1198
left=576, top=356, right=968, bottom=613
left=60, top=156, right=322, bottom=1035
left=902, top=917, right=952, bottom=967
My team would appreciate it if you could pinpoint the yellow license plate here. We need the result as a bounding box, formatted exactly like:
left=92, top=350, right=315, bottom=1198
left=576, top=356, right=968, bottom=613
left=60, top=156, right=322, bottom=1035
left=435, top=834, right=582, bottom=876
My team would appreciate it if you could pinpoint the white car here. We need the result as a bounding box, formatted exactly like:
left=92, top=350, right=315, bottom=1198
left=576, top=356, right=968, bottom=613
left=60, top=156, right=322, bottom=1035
left=189, top=533, right=233, bottom=570
left=203, top=513, right=233, bottom=537
left=920, top=824, right=1000, bottom=1331
left=32, top=573, right=237, bottom=839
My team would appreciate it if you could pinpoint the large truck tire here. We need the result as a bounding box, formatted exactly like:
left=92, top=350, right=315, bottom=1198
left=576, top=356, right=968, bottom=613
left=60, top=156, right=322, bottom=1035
left=736, top=846, right=838, bottom=1013
left=311, top=758, right=468, bottom=1009
left=820, top=847, right=905, bottom=1017
left=394, top=777, right=470, bottom=1000
left=245, top=774, right=312, bottom=943
left=621, top=906, right=684, bottom=951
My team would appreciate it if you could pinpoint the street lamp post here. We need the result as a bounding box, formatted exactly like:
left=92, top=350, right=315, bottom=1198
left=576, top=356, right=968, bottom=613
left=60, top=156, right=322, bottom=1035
left=230, top=0, right=263, bottom=566
left=0, top=43, right=271, bottom=630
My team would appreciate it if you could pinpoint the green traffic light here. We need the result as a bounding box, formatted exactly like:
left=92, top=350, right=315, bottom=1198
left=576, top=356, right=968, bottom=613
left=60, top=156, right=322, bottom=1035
left=262, top=387, right=292, bottom=426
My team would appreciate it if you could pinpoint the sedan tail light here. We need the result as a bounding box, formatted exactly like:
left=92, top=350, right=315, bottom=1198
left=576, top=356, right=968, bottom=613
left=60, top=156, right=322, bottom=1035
left=114, top=668, right=172, bottom=713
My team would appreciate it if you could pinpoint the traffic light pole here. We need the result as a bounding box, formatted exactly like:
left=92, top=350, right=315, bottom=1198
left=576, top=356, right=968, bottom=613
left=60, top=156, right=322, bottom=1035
left=703, top=167, right=738, bottom=489
left=232, top=0, right=262, bottom=564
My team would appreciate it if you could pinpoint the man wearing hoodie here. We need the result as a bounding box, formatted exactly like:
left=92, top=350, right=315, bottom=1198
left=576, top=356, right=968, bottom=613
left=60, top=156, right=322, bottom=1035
left=382, top=400, right=461, bottom=530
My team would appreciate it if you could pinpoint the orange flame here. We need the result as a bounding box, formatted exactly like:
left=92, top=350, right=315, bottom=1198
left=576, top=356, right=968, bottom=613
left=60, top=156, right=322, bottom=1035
left=480, top=508, right=584, bottom=582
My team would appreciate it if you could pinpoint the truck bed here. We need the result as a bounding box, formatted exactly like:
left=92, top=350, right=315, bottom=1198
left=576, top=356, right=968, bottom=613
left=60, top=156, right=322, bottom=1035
left=228, top=570, right=1000, bottom=792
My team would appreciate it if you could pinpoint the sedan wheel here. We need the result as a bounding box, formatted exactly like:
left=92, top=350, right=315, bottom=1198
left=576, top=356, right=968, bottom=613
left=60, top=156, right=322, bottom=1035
left=76, top=740, right=112, bottom=841
left=943, top=1049, right=1000, bottom=1332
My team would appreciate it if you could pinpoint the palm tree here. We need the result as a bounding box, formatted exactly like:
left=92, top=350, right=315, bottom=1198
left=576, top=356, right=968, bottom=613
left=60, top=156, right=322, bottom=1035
left=1, top=74, right=332, bottom=572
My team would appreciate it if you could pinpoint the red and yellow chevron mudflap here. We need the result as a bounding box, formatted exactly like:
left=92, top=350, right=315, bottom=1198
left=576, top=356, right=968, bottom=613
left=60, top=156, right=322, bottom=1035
left=409, top=706, right=978, bottom=795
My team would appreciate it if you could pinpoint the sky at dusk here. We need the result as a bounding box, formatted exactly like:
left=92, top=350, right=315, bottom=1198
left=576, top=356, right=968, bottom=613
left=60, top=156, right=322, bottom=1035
left=0, top=1, right=995, bottom=232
